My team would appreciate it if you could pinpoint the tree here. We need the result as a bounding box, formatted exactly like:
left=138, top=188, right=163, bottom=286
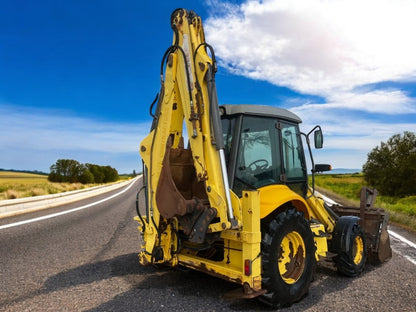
left=86, top=163, right=104, bottom=183
left=49, top=159, right=83, bottom=183
left=85, top=163, right=119, bottom=183
left=78, top=168, right=94, bottom=184
left=363, top=132, right=416, bottom=196
left=102, top=165, right=119, bottom=182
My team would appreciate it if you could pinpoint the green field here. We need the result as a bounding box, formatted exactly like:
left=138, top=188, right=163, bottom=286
left=313, top=173, right=416, bottom=230
left=0, top=171, right=99, bottom=200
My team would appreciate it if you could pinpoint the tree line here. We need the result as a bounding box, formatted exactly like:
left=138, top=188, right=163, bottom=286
left=48, top=159, right=119, bottom=184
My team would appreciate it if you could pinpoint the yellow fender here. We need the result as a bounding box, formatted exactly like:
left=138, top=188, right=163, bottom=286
left=258, top=185, right=311, bottom=220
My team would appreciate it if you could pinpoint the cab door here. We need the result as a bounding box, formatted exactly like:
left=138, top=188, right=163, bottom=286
left=232, top=115, right=282, bottom=196
left=279, top=121, right=308, bottom=197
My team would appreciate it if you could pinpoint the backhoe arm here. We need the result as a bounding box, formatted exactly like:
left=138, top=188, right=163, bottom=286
left=138, top=9, right=240, bottom=265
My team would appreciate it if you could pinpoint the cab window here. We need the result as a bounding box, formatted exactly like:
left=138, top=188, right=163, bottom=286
left=280, top=122, right=307, bottom=196
left=234, top=116, right=281, bottom=195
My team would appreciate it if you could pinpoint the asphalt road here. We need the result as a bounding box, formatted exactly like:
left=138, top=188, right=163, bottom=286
left=1, top=178, right=416, bottom=311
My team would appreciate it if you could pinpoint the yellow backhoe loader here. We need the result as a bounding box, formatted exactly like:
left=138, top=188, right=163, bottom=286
left=135, top=8, right=391, bottom=308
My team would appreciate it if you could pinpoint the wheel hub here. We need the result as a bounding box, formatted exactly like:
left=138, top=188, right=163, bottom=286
left=278, top=231, right=306, bottom=284
left=352, top=235, right=364, bottom=264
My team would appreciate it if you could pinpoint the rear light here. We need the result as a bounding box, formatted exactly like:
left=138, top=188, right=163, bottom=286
left=244, top=259, right=251, bottom=276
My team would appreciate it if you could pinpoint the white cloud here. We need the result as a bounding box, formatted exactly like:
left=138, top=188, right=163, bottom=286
left=205, top=0, right=416, bottom=168
left=205, top=0, right=416, bottom=98
left=292, top=89, right=416, bottom=115
left=293, top=100, right=416, bottom=142
left=294, top=103, right=416, bottom=168
left=0, top=104, right=151, bottom=173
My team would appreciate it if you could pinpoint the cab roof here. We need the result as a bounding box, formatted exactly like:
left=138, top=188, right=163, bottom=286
left=220, top=104, right=302, bottom=123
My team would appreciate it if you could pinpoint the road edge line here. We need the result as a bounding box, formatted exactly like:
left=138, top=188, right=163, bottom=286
left=0, top=177, right=138, bottom=230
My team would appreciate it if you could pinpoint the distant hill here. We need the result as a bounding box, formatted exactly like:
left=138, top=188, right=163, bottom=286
left=0, top=168, right=48, bottom=176
left=326, top=168, right=361, bottom=174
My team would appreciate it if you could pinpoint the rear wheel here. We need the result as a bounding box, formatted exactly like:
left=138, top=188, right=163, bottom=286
left=260, top=208, right=316, bottom=308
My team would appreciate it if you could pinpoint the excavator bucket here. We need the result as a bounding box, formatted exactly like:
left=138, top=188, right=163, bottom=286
left=330, top=187, right=392, bottom=264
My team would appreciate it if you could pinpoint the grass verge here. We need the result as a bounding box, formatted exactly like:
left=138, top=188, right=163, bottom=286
left=0, top=171, right=129, bottom=200
left=313, top=173, right=416, bottom=231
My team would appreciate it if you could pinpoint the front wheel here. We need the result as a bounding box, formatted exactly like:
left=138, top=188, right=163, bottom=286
left=260, top=208, right=316, bottom=308
left=331, top=216, right=367, bottom=277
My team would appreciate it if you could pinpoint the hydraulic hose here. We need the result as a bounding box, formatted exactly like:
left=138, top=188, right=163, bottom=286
left=149, top=93, right=159, bottom=118
left=135, top=186, right=146, bottom=233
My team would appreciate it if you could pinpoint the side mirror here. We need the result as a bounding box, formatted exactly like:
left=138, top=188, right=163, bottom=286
left=314, top=129, right=323, bottom=149
left=313, top=164, right=332, bottom=173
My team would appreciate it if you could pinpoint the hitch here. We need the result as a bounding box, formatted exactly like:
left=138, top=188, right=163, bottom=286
left=223, top=283, right=267, bottom=300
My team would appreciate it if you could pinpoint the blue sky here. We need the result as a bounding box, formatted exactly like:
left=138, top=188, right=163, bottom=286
left=1, top=0, right=416, bottom=174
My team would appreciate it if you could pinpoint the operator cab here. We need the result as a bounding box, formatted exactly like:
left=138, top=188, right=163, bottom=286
left=220, top=105, right=308, bottom=198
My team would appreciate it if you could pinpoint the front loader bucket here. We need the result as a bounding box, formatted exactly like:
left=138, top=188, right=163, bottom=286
left=330, top=187, right=392, bottom=264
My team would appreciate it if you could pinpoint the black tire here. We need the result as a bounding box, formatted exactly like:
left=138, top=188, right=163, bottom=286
left=260, top=208, right=316, bottom=308
left=332, top=218, right=367, bottom=277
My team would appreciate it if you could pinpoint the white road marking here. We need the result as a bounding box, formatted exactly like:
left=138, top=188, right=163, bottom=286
left=315, top=191, right=416, bottom=265
left=0, top=178, right=137, bottom=230
left=388, top=230, right=416, bottom=250
left=388, top=230, right=416, bottom=265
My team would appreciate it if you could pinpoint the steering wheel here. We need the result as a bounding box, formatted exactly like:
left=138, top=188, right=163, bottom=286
left=247, top=159, right=269, bottom=172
